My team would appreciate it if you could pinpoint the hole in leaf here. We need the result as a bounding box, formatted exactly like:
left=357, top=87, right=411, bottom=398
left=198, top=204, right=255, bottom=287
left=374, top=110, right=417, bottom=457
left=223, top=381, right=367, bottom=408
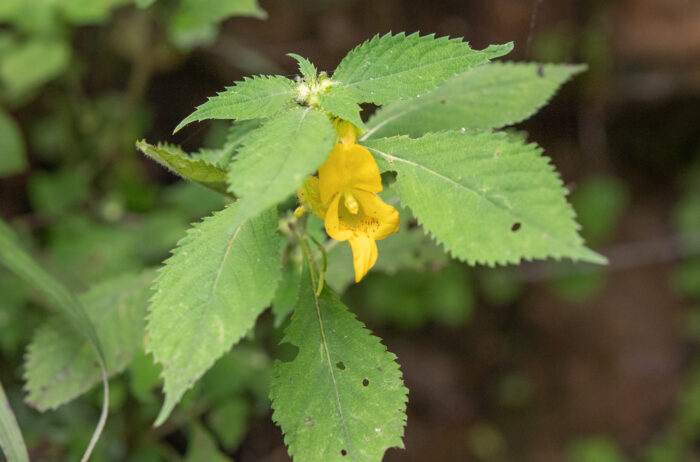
left=537, top=65, right=544, bottom=77
left=511, top=222, right=522, bottom=232
left=336, top=361, right=346, bottom=370
left=362, top=378, right=370, bottom=387
left=341, top=449, right=347, bottom=456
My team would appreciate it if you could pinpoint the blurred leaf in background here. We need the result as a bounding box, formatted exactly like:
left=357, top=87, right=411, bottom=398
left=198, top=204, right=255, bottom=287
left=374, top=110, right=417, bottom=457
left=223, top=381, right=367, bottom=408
left=567, top=436, right=627, bottom=462
left=0, top=108, right=26, bottom=177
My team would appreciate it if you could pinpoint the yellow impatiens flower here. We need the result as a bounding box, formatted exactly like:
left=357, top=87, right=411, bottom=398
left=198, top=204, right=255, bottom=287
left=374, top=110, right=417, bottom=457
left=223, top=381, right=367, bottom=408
left=295, top=121, right=399, bottom=282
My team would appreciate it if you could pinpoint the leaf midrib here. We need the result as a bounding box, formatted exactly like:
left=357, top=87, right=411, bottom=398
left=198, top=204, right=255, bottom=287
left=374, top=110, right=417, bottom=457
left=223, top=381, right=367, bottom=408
left=308, top=278, right=354, bottom=459
left=179, top=223, right=243, bottom=377
left=338, top=48, right=485, bottom=91
left=366, top=145, right=582, bottom=254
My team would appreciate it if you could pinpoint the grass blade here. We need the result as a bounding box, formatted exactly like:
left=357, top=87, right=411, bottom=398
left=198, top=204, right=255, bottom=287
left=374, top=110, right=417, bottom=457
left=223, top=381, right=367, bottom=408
left=0, top=380, right=29, bottom=462
left=0, top=219, right=109, bottom=462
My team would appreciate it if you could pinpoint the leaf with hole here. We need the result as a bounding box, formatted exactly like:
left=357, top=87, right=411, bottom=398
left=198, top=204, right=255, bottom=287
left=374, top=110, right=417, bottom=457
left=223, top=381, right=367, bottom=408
left=364, top=131, right=606, bottom=265
left=271, top=269, right=407, bottom=461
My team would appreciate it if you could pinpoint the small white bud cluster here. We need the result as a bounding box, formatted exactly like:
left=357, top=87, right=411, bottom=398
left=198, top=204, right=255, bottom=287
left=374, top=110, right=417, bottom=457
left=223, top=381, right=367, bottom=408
left=294, top=72, right=335, bottom=107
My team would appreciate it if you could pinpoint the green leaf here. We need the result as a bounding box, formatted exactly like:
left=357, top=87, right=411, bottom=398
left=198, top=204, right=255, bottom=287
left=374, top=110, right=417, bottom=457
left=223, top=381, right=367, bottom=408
left=318, top=84, right=367, bottom=132
left=194, top=119, right=263, bottom=167
left=57, top=0, right=133, bottom=25
left=175, top=75, right=296, bottom=132
left=0, top=380, right=29, bottom=462
left=0, top=219, right=109, bottom=461
left=363, top=132, right=606, bottom=265
left=271, top=255, right=302, bottom=327
left=363, top=62, right=586, bottom=139
left=169, top=0, right=266, bottom=49
left=0, top=109, right=26, bottom=177
left=0, top=38, right=69, bottom=98
left=184, top=423, right=232, bottom=462
left=136, top=140, right=231, bottom=196
left=288, top=53, right=317, bottom=81
left=271, top=268, right=408, bottom=462
left=331, top=32, right=513, bottom=105
left=228, top=107, right=336, bottom=221
left=24, top=271, right=154, bottom=411
left=147, top=204, right=282, bottom=425
left=135, top=0, right=156, bottom=8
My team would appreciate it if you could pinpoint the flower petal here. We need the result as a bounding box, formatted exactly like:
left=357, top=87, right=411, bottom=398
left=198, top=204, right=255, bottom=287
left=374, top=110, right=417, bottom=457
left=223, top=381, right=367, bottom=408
left=353, top=189, right=400, bottom=240
left=324, top=194, right=353, bottom=241
left=318, top=143, right=382, bottom=202
left=349, top=235, right=378, bottom=282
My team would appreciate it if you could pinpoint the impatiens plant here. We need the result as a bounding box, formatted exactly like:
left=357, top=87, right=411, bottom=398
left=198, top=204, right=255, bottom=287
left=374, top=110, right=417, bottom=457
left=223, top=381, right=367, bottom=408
left=136, top=32, right=605, bottom=460
left=0, top=32, right=606, bottom=462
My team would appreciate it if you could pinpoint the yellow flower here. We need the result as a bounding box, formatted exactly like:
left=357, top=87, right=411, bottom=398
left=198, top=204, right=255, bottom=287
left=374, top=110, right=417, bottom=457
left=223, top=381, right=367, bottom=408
left=296, top=121, right=399, bottom=282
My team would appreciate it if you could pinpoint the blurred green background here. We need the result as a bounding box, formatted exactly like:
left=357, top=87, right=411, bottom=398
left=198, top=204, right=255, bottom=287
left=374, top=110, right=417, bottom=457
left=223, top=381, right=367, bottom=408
left=1, top=0, right=700, bottom=461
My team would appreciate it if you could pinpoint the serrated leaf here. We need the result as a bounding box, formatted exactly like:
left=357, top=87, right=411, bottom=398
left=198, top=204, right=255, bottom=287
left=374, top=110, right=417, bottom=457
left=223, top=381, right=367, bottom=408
left=331, top=32, right=512, bottom=105
left=136, top=140, right=230, bottom=196
left=175, top=75, right=296, bottom=132
left=0, top=109, right=26, bottom=178
left=147, top=204, right=282, bottom=425
left=318, top=84, right=367, bottom=132
left=363, top=62, right=586, bottom=139
left=288, top=53, right=317, bottom=81
left=364, top=132, right=606, bottom=265
left=24, top=271, right=154, bottom=411
left=229, top=107, right=336, bottom=221
left=271, top=268, right=407, bottom=462
left=194, top=119, right=263, bottom=167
